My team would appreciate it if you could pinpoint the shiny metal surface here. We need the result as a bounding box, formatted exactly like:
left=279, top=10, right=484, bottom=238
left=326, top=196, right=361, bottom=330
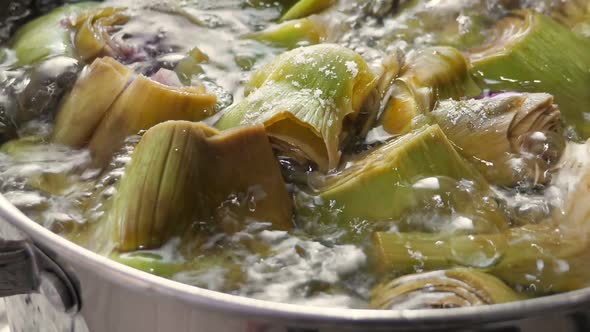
left=2, top=194, right=590, bottom=332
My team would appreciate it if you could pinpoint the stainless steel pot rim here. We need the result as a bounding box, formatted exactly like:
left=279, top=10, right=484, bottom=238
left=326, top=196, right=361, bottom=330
left=1, top=194, right=588, bottom=326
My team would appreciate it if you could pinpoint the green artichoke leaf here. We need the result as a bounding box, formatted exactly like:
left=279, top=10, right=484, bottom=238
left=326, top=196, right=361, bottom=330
left=216, top=44, right=377, bottom=171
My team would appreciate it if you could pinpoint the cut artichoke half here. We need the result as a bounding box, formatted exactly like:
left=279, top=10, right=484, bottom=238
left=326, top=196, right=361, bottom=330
left=9, top=2, right=100, bottom=65
left=378, top=46, right=481, bottom=135
left=88, top=71, right=217, bottom=168
left=469, top=10, right=590, bottom=138
left=431, top=92, right=565, bottom=187
left=53, top=57, right=217, bottom=168
left=296, top=125, right=507, bottom=233
left=72, top=7, right=130, bottom=62
left=108, top=121, right=293, bottom=252
left=53, top=57, right=133, bottom=148
left=216, top=44, right=377, bottom=172
left=370, top=269, right=522, bottom=309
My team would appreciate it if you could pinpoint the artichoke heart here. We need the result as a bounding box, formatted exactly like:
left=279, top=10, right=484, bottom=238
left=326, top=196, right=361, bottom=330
left=72, top=7, right=130, bottom=62
left=379, top=46, right=481, bottom=135
left=297, top=125, right=507, bottom=233
left=469, top=10, right=590, bottom=138
left=370, top=269, right=522, bottom=309
left=9, top=2, right=100, bottom=65
left=53, top=57, right=133, bottom=148
left=431, top=92, right=565, bottom=187
left=216, top=44, right=377, bottom=171
left=109, top=121, right=293, bottom=251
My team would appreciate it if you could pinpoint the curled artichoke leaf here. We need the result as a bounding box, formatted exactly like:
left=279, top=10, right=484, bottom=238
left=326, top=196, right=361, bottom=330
left=370, top=269, right=523, bottom=310
left=378, top=46, right=481, bottom=135
left=107, top=121, right=293, bottom=252
left=296, top=125, right=507, bottom=233
left=72, top=7, right=130, bottom=62
left=469, top=10, right=590, bottom=138
left=53, top=56, right=133, bottom=148
left=431, top=92, right=565, bottom=187
left=10, top=2, right=101, bottom=65
left=216, top=44, right=377, bottom=171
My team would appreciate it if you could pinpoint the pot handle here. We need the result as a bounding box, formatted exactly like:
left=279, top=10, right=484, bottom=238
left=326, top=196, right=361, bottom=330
left=0, top=239, right=79, bottom=314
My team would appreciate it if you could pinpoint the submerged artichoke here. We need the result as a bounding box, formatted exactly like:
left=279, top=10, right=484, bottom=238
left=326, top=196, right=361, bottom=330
left=431, top=93, right=565, bottom=187
left=373, top=148, right=590, bottom=297
left=53, top=57, right=217, bottom=168
left=9, top=2, right=100, bottom=65
left=370, top=269, right=522, bottom=309
left=108, top=121, right=293, bottom=251
left=378, top=46, right=481, bottom=135
left=216, top=44, right=377, bottom=171
left=297, top=125, right=507, bottom=233
left=469, top=10, right=590, bottom=138
left=71, top=7, right=130, bottom=62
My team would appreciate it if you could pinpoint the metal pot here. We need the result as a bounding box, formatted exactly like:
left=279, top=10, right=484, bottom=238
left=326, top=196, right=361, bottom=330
left=2, top=196, right=590, bottom=332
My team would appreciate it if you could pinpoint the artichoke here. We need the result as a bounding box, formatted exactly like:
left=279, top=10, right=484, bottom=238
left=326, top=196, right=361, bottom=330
left=108, top=121, right=293, bottom=251
left=372, top=142, right=590, bottom=288
left=431, top=92, right=565, bottom=187
left=370, top=269, right=522, bottom=309
left=53, top=57, right=132, bottom=148
left=9, top=2, right=100, bottom=65
left=216, top=44, right=377, bottom=171
left=53, top=57, right=217, bottom=168
left=71, top=7, right=130, bottom=62
left=89, top=70, right=216, bottom=168
left=296, top=125, right=507, bottom=233
left=378, top=46, right=481, bottom=135
left=469, top=10, right=590, bottom=138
